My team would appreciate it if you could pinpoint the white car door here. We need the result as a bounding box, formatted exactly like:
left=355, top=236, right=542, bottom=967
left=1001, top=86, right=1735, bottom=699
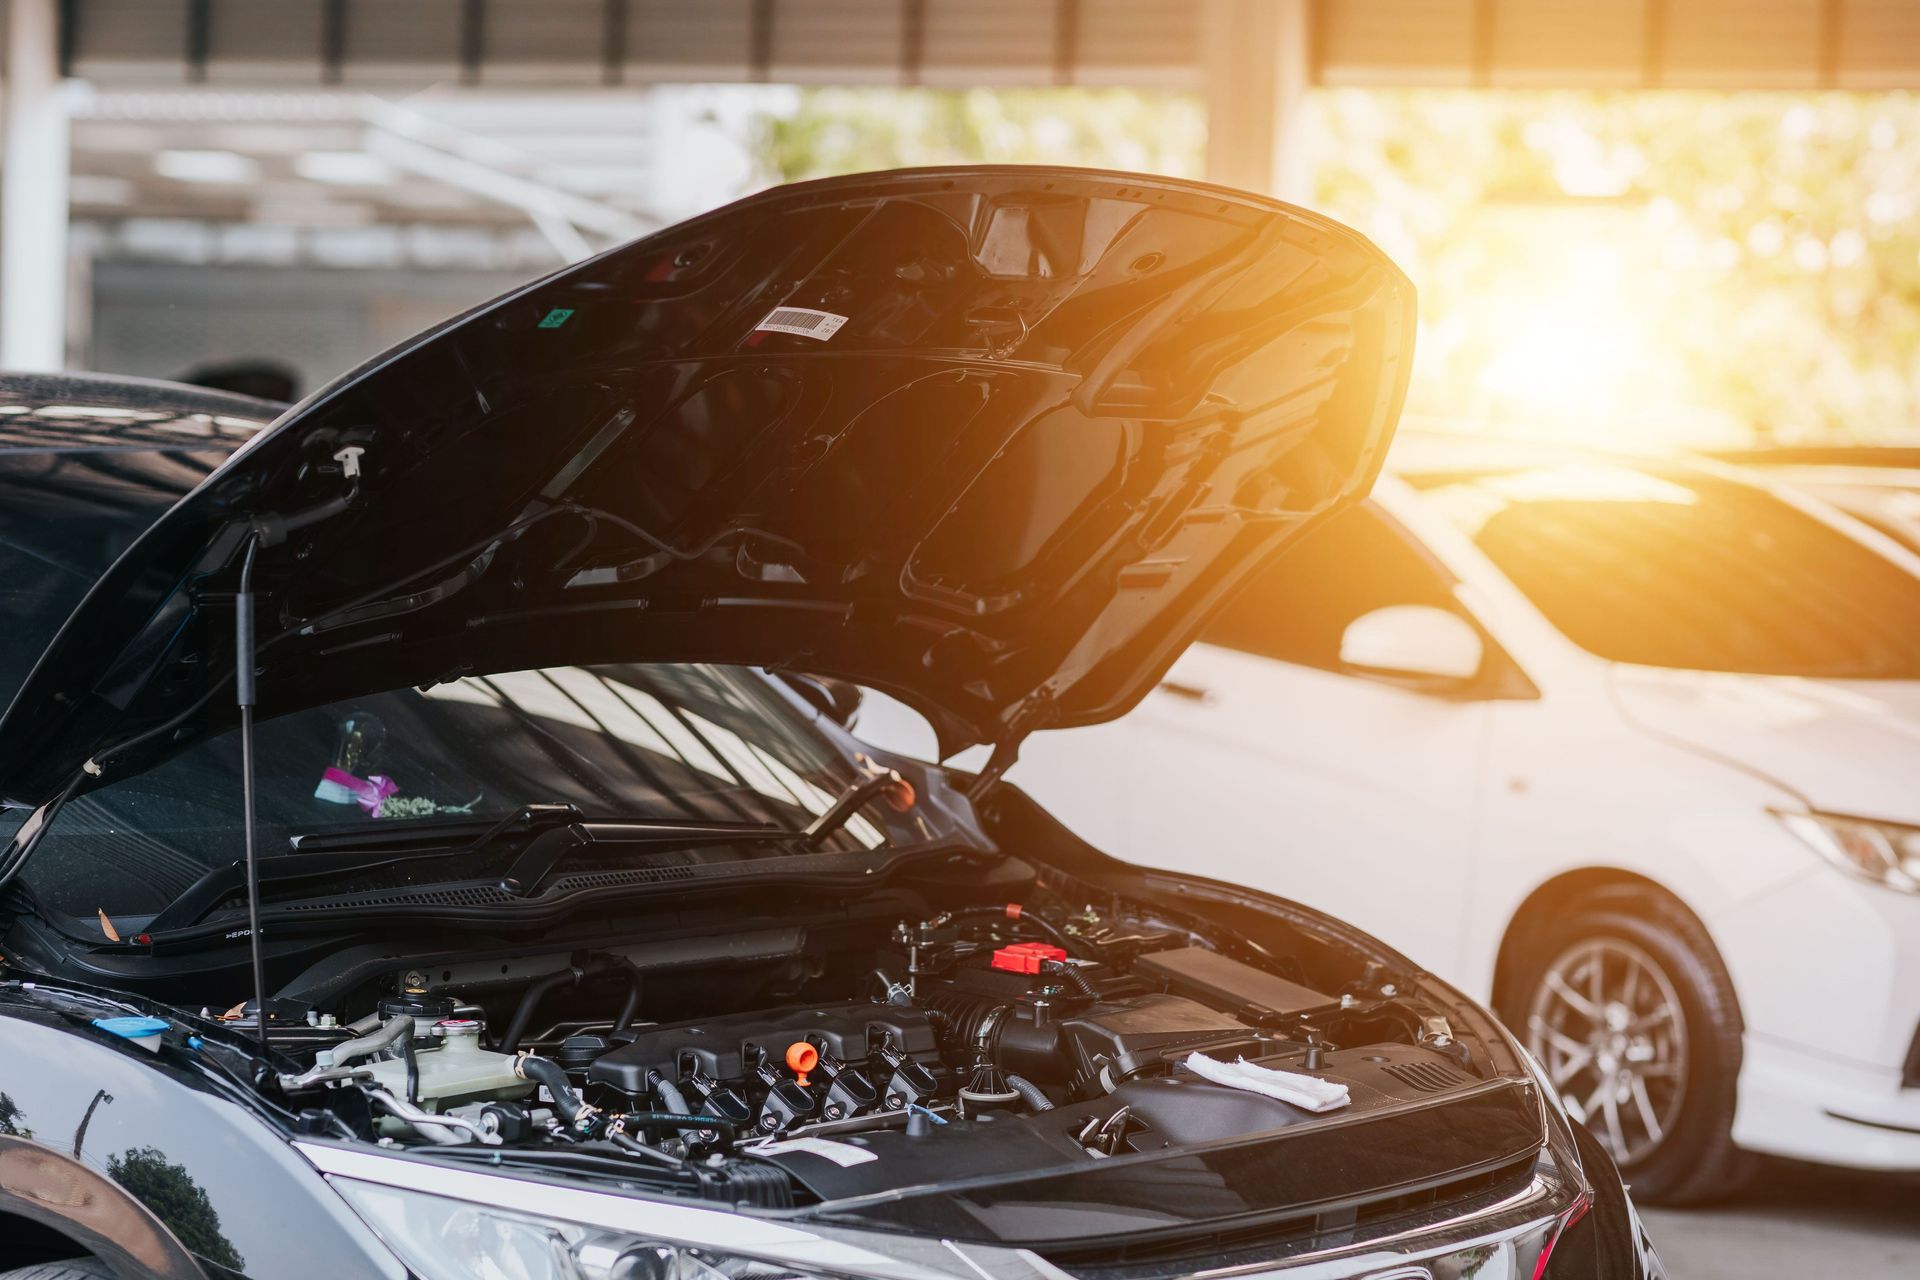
left=1094, top=502, right=1503, bottom=982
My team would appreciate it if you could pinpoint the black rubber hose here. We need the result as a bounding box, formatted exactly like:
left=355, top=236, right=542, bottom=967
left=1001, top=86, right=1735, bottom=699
left=515, top=1054, right=588, bottom=1125
left=615, top=1111, right=739, bottom=1144
left=940, top=904, right=1084, bottom=956
left=1006, top=1074, right=1054, bottom=1111
left=501, top=967, right=582, bottom=1053
left=609, top=1130, right=686, bottom=1169
left=612, top=958, right=643, bottom=1032
left=1042, top=958, right=1099, bottom=1000
left=502, top=955, right=646, bottom=1051
left=653, top=1077, right=694, bottom=1116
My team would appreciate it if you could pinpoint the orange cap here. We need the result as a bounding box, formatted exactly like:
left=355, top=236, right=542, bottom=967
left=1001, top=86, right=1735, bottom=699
left=785, top=1041, right=819, bottom=1086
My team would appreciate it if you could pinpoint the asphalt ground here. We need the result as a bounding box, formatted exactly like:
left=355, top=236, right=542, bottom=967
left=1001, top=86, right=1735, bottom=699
left=1638, top=1159, right=1920, bottom=1277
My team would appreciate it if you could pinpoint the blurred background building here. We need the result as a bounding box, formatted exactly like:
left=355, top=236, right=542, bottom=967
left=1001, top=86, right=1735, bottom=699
left=8, top=1, right=1920, bottom=437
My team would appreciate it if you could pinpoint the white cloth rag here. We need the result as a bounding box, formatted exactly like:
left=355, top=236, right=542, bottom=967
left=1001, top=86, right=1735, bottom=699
left=1183, top=1051, right=1351, bottom=1112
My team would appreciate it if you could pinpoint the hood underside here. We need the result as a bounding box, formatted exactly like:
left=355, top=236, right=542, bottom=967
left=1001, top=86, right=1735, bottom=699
left=0, top=167, right=1412, bottom=807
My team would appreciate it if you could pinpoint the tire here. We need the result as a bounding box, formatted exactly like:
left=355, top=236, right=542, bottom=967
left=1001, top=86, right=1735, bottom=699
left=1501, top=886, right=1752, bottom=1205
left=0, top=1262, right=119, bottom=1280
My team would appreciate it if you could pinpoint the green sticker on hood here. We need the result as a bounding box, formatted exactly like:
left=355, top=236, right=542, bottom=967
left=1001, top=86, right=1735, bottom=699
left=538, top=308, right=574, bottom=329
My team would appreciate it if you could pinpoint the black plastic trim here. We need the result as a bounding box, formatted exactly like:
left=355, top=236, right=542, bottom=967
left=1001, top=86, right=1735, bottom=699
left=1825, top=1108, right=1920, bottom=1137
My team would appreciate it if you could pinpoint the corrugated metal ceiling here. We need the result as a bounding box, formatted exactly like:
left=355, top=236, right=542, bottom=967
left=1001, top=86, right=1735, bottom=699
left=59, top=1, right=1920, bottom=92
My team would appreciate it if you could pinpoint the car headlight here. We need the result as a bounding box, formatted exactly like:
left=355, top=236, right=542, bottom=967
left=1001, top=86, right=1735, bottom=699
left=333, top=1178, right=831, bottom=1280
left=1777, top=810, right=1920, bottom=893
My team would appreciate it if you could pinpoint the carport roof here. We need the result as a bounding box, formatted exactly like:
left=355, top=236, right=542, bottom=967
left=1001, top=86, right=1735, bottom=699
left=54, top=0, right=1920, bottom=93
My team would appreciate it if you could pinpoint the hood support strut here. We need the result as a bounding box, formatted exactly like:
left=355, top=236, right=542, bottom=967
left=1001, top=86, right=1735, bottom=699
left=229, top=445, right=366, bottom=1060
left=234, top=534, right=273, bottom=1058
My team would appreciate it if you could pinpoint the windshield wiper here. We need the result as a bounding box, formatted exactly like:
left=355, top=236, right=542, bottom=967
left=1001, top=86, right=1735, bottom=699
left=488, top=765, right=915, bottom=890
left=496, top=812, right=799, bottom=898
left=144, top=773, right=913, bottom=936
left=143, top=805, right=796, bottom=934
left=503, top=769, right=910, bottom=895
left=287, top=802, right=588, bottom=854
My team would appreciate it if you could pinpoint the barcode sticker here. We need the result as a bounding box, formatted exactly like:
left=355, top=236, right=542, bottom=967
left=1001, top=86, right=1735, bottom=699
left=754, top=307, right=848, bottom=341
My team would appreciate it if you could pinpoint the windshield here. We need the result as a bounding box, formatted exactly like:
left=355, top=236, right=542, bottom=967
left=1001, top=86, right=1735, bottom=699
left=1408, top=463, right=1920, bottom=678
left=22, top=663, right=891, bottom=921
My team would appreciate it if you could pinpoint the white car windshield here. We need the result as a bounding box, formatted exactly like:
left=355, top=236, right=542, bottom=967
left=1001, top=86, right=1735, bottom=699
left=1408, top=462, right=1920, bottom=679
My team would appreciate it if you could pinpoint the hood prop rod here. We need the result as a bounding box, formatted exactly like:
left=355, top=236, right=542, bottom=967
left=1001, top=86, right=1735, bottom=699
left=231, top=445, right=363, bottom=1060
left=235, top=534, right=273, bottom=1060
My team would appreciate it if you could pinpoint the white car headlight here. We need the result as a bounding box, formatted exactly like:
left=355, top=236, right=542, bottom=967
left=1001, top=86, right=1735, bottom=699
left=1777, top=811, right=1920, bottom=894
left=333, top=1178, right=829, bottom=1280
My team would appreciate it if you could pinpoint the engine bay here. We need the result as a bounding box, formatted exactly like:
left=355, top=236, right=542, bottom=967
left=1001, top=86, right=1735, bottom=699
left=251, top=877, right=1491, bottom=1208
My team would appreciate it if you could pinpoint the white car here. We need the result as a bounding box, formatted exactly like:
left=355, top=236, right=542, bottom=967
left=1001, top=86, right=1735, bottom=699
left=862, top=436, right=1920, bottom=1204
left=1712, top=445, right=1920, bottom=556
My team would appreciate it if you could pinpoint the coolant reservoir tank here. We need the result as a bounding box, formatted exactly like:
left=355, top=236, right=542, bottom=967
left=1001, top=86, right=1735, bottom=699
left=365, top=1020, right=535, bottom=1112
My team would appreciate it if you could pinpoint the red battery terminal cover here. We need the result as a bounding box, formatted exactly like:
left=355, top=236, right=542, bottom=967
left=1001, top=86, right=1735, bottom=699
left=990, top=941, right=1068, bottom=975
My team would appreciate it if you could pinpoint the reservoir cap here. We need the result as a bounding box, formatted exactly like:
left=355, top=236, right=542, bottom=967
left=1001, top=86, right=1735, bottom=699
left=93, top=1016, right=169, bottom=1048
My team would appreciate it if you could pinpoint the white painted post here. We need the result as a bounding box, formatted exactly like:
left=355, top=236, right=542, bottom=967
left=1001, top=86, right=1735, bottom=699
left=1202, top=0, right=1312, bottom=203
left=2, top=0, right=71, bottom=371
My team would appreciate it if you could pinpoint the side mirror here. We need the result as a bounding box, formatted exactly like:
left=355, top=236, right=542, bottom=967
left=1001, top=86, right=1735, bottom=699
left=777, top=673, right=865, bottom=728
left=1338, top=605, right=1484, bottom=686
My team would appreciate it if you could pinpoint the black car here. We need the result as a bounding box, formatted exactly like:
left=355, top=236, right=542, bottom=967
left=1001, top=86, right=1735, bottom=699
left=0, top=169, right=1659, bottom=1279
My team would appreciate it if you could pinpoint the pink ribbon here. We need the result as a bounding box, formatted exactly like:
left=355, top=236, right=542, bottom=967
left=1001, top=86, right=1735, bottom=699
left=316, top=767, right=400, bottom=818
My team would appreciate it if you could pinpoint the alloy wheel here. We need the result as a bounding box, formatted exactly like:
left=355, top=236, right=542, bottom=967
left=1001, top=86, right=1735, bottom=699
left=1525, top=936, right=1689, bottom=1166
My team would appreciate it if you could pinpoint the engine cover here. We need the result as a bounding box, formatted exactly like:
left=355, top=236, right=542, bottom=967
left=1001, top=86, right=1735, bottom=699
left=587, top=1002, right=940, bottom=1099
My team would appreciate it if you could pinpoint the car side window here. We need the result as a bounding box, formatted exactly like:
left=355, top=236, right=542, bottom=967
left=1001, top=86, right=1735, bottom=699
left=1200, top=502, right=1460, bottom=672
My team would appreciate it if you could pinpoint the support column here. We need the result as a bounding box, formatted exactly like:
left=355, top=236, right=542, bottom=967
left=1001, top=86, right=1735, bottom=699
left=1202, top=0, right=1312, bottom=203
left=2, top=0, right=71, bottom=371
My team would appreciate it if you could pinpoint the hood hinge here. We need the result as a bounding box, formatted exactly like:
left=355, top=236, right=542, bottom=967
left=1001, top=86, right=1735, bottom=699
left=965, top=738, right=1020, bottom=802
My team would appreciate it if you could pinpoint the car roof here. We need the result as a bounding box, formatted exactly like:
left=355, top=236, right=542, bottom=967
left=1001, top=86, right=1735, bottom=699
left=1381, top=431, right=1840, bottom=507
left=1710, top=444, right=1920, bottom=471
left=0, top=370, right=281, bottom=454
left=1385, top=429, right=1717, bottom=479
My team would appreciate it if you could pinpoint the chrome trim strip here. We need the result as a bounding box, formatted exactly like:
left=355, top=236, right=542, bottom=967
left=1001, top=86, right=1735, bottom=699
left=295, top=1141, right=1068, bottom=1280
left=297, top=1139, right=1577, bottom=1280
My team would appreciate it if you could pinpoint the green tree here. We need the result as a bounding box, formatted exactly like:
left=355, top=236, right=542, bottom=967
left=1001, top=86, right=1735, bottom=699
left=107, top=1146, right=245, bottom=1271
left=0, top=1092, right=29, bottom=1138
left=1306, top=90, right=1920, bottom=442
left=757, top=87, right=1205, bottom=185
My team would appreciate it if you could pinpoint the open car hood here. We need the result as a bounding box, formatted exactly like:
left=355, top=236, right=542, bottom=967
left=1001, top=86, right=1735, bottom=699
left=0, top=167, right=1412, bottom=808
